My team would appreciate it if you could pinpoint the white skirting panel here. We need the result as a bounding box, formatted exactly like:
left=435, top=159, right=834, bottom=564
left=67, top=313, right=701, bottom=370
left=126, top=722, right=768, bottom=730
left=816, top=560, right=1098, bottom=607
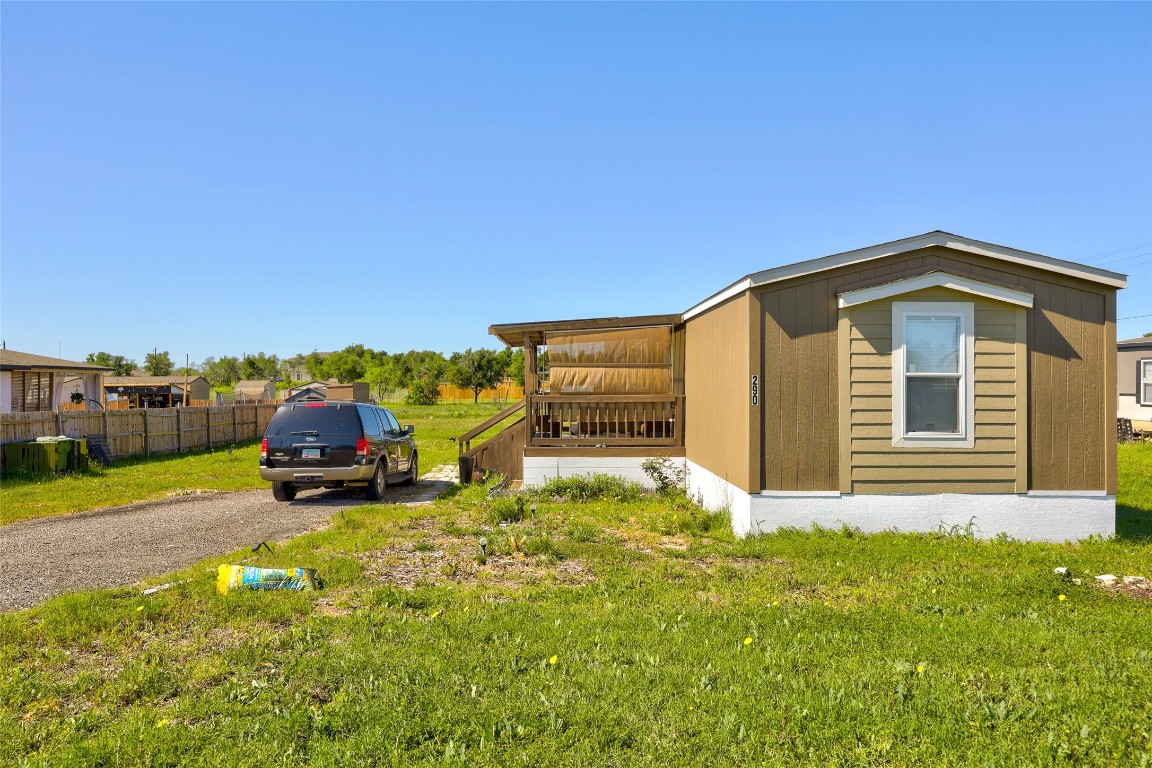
left=685, top=460, right=753, bottom=536
left=746, top=490, right=1115, bottom=542
left=522, top=455, right=684, bottom=490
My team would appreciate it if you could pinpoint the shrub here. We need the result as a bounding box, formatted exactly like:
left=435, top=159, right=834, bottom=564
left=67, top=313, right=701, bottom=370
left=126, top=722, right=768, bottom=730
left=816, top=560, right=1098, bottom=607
left=406, top=378, right=441, bottom=405
left=641, top=456, right=686, bottom=492
left=534, top=474, right=644, bottom=503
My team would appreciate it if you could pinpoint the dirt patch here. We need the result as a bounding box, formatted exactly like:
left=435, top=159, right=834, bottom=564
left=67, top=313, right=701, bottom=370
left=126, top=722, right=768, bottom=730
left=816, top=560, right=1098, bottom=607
left=357, top=520, right=594, bottom=590
left=1099, top=575, right=1152, bottom=600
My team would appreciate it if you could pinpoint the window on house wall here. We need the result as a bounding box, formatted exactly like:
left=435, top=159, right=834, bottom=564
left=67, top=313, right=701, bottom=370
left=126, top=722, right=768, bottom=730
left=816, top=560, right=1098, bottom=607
left=10, top=371, right=53, bottom=412
left=891, top=302, right=975, bottom=448
left=1141, top=359, right=1152, bottom=405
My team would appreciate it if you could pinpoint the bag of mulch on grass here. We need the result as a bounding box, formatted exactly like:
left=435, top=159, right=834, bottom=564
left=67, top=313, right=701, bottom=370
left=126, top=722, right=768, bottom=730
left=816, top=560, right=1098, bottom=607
left=216, top=565, right=321, bottom=594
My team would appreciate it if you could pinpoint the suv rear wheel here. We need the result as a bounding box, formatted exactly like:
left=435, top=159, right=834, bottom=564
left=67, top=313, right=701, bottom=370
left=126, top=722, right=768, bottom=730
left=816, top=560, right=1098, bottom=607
left=364, top=462, right=387, bottom=501
left=401, top=453, right=418, bottom=486
left=272, top=481, right=297, bottom=502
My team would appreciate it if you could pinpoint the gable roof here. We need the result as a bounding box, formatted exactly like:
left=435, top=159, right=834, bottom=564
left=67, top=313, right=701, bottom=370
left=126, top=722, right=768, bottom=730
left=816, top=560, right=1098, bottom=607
left=0, top=349, right=113, bottom=373
left=683, top=231, right=1127, bottom=321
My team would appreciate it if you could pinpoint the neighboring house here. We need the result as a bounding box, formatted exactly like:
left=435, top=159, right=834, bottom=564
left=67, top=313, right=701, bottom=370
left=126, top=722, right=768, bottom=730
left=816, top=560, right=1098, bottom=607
left=281, top=353, right=330, bottom=384
left=0, top=349, right=111, bottom=413
left=462, top=231, right=1127, bottom=542
left=234, top=380, right=278, bottom=402
left=1118, top=337, right=1152, bottom=423
left=104, top=375, right=212, bottom=408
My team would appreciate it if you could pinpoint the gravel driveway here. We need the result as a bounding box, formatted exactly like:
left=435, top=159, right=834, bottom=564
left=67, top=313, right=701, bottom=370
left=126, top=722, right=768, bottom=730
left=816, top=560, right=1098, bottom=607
left=0, top=477, right=454, bottom=613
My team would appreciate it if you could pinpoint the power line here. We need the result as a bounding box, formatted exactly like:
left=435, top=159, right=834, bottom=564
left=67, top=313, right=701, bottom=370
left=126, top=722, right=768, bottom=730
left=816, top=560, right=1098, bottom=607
left=1119, top=314, right=1152, bottom=321
left=1090, top=251, right=1151, bottom=267
left=1082, top=242, right=1152, bottom=263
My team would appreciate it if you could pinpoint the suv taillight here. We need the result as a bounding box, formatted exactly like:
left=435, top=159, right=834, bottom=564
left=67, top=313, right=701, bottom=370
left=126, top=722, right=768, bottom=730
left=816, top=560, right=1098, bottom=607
left=260, top=438, right=268, bottom=460
left=356, top=437, right=370, bottom=457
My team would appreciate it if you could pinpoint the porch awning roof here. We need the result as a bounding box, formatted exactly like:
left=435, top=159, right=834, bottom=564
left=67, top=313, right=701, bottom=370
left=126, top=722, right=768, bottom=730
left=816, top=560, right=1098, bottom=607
left=489, top=314, right=681, bottom=347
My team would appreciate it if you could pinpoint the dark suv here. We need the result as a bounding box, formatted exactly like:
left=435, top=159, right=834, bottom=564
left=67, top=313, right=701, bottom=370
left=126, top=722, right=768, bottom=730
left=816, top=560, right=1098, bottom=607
left=259, top=401, right=417, bottom=501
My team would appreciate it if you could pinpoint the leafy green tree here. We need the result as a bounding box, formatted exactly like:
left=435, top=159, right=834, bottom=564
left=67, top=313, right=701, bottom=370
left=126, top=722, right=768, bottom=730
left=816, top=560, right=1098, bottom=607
left=305, top=352, right=329, bottom=381
left=240, top=352, right=279, bottom=381
left=201, top=356, right=241, bottom=387
left=505, top=348, right=526, bottom=386
left=84, top=351, right=137, bottom=375
left=324, top=349, right=368, bottom=383
left=143, top=349, right=174, bottom=376
left=448, top=348, right=507, bottom=402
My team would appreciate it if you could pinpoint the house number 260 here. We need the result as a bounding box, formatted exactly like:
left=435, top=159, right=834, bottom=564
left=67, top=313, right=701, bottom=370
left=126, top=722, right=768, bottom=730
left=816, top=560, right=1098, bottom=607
left=751, top=375, right=759, bottom=406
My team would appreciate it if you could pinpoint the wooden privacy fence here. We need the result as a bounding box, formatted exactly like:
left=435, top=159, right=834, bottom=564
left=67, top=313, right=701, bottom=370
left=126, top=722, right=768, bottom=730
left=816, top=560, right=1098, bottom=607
left=438, top=382, right=526, bottom=402
left=0, top=404, right=280, bottom=464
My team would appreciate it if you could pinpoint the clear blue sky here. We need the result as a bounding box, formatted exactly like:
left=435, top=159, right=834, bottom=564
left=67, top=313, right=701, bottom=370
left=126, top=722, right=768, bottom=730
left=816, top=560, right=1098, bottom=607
left=2, top=2, right=1150, bottom=366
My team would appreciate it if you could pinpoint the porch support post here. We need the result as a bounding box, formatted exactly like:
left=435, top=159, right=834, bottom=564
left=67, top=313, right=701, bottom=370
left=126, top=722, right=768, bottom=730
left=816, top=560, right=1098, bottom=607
left=524, top=334, right=537, bottom=448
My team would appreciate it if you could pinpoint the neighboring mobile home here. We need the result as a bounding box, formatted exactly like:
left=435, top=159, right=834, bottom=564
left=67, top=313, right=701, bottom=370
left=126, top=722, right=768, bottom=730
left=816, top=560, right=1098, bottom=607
left=1117, top=337, right=1152, bottom=425
left=462, top=232, right=1127, bottom=542
left=104, top=375, right=211, bottom=408
left=234, top=379, right=278, bottom=403
left=0, top=350, right=111, bottom=412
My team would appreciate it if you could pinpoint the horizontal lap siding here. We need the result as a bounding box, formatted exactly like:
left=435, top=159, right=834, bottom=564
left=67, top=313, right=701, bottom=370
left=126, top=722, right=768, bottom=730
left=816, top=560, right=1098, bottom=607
left=711, top=245, right=1115, bottom=495
left=845, top=287, right=1023, bottom=493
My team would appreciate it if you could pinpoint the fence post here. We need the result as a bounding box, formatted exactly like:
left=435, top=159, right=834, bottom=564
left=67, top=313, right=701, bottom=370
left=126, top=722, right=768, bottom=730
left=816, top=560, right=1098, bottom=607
left=56, top=410, right=63, bottom=436
left=232, top=407, right=237, bottom=445
left=103, top=409, right=109, bottom=442
left=177, top=407, right=184, bottom=454
left=207, top=409, right=213, bottom=449
left=144, top=409, right=150, bottom=457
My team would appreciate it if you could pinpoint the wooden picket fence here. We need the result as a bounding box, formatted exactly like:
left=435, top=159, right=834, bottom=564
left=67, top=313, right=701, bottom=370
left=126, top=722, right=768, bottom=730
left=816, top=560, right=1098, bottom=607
left=0, top=403, right=280, bottom=464
left=438, top=382, right=525, bottom=403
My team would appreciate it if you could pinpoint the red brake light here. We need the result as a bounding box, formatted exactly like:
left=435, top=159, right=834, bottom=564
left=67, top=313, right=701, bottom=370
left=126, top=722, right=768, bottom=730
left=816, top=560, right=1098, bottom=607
left=260, top=438, right=268, bottom=460
left=356, top=438, right=370, bottom=457
left=306, top=402, right=326, bottom=408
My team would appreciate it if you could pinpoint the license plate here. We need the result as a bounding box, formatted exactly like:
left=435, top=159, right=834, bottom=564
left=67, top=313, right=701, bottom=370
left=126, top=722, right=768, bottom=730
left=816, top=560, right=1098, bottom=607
left=301, top=448, right=321, bottom=460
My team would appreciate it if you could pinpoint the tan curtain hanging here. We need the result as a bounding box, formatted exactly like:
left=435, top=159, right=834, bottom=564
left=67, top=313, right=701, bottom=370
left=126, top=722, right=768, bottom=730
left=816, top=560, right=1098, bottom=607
left=546, top=327, right=672, bottom=394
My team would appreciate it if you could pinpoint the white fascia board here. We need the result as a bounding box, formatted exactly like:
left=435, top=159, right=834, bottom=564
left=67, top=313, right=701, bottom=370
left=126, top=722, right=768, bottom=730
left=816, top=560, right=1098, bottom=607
left=837, top=271, right=1035, bottom=308
left=681, top=277, right=752, bottom=321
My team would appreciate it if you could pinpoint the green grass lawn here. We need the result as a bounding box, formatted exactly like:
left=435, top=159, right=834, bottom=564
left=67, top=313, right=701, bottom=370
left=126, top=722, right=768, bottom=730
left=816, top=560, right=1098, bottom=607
left=2, top=442, right=1151, bottom=765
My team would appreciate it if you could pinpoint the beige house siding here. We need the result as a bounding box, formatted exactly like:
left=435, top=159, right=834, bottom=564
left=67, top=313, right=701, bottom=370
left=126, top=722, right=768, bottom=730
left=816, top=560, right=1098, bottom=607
left=750, top=245, right=1113, bottom=493
left=684, top=292, right=757, bottom=493
left=840, top=287, right=1027, bottom=495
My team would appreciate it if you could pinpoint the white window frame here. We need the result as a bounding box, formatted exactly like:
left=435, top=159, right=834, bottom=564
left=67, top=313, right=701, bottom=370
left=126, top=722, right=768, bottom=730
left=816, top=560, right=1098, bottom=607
left=1140, top=358, right=1152, bottom=405
left=891, top=301, right=975, bottom=448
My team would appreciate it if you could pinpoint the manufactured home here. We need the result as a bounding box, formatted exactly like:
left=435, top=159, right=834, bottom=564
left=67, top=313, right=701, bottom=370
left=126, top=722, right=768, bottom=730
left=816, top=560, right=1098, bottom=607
left=1118, top=337, right=1152, bottom=425
left=461, top=232, right=1127, bottom=542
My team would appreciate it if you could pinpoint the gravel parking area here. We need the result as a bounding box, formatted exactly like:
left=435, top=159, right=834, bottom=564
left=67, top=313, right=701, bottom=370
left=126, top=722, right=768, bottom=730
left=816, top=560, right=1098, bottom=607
left=0, top=472, right=456, bottom=613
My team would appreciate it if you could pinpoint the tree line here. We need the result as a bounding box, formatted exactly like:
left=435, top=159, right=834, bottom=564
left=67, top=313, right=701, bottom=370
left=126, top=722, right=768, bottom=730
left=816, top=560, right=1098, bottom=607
left=84, top=345, right=527, bottom=404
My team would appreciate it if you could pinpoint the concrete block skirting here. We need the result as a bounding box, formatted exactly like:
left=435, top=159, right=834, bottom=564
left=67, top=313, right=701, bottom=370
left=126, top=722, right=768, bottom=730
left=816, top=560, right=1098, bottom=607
left=685, top=460, right=1115, bottom=542
left=522, top=455, right=686, bottom=490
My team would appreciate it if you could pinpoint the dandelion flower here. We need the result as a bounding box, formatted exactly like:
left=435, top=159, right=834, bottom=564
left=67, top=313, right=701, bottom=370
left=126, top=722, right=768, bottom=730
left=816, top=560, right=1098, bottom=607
left=931, top=588, right=937, bottom=594
left=1058, top=594, right=1066, bottom=601
left=916, top=664, right=925, bottom=674
left=136, top=606, right=144, bottom=612
left=156, top=719, right=169, bottom=728
left=430, top=610, right=441, bottom=619
left=743, top=637, right=753, bottom=646
left=549, top=655, right=558, bottom=665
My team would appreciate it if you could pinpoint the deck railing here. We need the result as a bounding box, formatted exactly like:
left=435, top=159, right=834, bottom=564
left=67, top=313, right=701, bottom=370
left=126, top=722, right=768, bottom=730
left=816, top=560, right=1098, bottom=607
left=528, top=394, right=683, bottom=447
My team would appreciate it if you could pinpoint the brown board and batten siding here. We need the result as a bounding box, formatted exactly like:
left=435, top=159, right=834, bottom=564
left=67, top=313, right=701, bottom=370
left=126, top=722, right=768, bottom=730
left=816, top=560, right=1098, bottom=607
left=753, top=244, right=1115, bottom=493
left=840, top=286, right=1027, bottom=494
left=683, top=291, right=758, bottom=493
left=759, top=277, right=840, bottom=491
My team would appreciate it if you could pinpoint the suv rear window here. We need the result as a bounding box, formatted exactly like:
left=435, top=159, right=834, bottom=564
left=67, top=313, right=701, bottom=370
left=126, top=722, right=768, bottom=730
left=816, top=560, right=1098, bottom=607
left=265, top=404, right=363, bottom=436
